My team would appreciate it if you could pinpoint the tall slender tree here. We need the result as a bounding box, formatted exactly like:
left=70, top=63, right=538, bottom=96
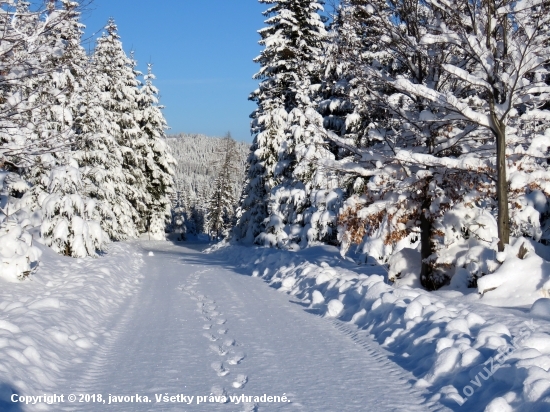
left=235, top=0, right=327, bottom=244
left=137, top=63, right=176, bottom=240
left=206, top=134, right=239, bottom=239
left=91, top=19, right=145, bottom=235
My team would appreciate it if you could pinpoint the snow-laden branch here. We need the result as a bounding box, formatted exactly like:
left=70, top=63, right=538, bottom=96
left=395, top=150, right=492, bottom=171
left=392, top=77, right=492, bottom=128
left=316, top=157, right=380, bottom=177
left=497, top=0, right=546, bottom=15
left=441, top=64, right=491, bottom=91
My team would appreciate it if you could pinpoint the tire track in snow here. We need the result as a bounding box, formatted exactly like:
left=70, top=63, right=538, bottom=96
left=327, top=318, right=444, bottom=411
left=57, top=277, right=145, bottom=411
left=195, top=259, right=445, bottom=412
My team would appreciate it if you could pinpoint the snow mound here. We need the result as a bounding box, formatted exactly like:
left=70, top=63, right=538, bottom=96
left=0, top=220, right=41, bottom=282
left=478, top=238, right=550, bottom=306
left=531, top=299, right=550, bottom=320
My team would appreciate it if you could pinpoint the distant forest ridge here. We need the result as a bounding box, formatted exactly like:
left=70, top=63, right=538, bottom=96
left=166, top=133, right=250, bottom=235
left=167, top=132, right=249, bottom=200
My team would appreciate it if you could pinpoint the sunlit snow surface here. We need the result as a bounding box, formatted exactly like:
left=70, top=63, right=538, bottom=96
left=209, top=242, right=550, bottom=411
left=3, top=239, right=550, bottom=411
left=0, top=240, right=435, bottom=412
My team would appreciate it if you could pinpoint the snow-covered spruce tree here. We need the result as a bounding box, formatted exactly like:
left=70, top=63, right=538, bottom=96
left=0, top=0, right=81, bottom=169
left=71, top=57, right=139, bottom=242
left=52, top=15, right=143, bottom=243
left=274, top=0, right=392, bottom=248
left=35, top=161, right=108, bottom=257
left=12, top=0, right=109, bottom=258
left=318, top=1, right=389, bottom=148
left=205, top=135, right=239, bottom=240
left=261, top=1, right=382, bottom=250
left=170, top=189, right=186, bottom=240
left=235, top=0, right=327, bottom=245
left=137, top=63, right=176, bottom=240
left=205, top=174, right=234, bottom=240
left=91, top=19, right=146, bottom=235
left=196, top=184, right=210, bottom=234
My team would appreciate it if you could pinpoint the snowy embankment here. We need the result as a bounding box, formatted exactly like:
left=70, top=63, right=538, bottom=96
left=209, top=242, right=550, bottom=412
left=0, top=242, right=143, bottom=411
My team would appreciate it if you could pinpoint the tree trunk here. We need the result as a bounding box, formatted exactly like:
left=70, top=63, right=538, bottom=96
left=420, top=198, right=436, bottom=290
left=495, top=121, right=510, bottom=252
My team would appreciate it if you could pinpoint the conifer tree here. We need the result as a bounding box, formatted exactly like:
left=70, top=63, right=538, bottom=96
left=137, top=64, right=176, bottom=240
left=235, top=0, right=327, bottom=244
left=18, top=0, right=109, bottom=257
left=171, top=190, right=186, bottom=240
left=35, top=161, right=108, bottom=257
left=91, top=19, right=145, bottom=235
left=205, top=135, right=239, bottom=239
left=57, top=19, right=134, bottom=242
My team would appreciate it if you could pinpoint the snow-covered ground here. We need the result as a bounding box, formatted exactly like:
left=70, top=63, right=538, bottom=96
left=2, top=238, right=550, bottom=411
left=0, top=242, right=145, bottom=411
left=0, top=240, right=435, bottom=411
left=209, top=242, right=550, bottom=412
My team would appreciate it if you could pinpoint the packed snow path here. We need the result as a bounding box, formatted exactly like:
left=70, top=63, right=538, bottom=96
left=56, top=241, right=440, bottom=411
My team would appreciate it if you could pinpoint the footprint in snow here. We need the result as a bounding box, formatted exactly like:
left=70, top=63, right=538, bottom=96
left=203, top=333, right=219, bottom=342
left=223, top=339, right=235, bottom=347
left=227, top=352, right=245, bottom=365
left=206, top=304, right=217, bottom=311
left=202, top=315, right=212, bottom=321
left=209, top=345, right=228, bottom=356
left=211, top=361, right=230, bottom=377
left=217, top=328, right=227, bottom=335
left=232, top=374, right=248, bottom=389
left=216, top=318, right=227, bottom=325
left=210, top=385, right=229, bottom=402
left=240, top=402, right=257, bottom=412
left=209, top=311, right=220, bottom=317
left=203, top=324, right=212, bottom=330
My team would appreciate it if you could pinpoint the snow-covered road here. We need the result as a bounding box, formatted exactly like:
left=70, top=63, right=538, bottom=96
left=55, top=241, right=439, bottom=411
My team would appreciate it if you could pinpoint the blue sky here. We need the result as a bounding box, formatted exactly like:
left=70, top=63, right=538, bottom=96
left=80, top=0, right=267, bottom=142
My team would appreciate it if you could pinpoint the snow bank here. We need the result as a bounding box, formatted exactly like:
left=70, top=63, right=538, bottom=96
left=0, top=220, right=41, bottom=282
left=209, top=243, right=550, bottom=411
left=478, top=238, right=550, bottom=307
left=0, top=242, right=144, bottom=410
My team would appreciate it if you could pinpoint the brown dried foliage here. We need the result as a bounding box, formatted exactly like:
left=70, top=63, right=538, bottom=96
left=337, top=205, right=369, bottom=245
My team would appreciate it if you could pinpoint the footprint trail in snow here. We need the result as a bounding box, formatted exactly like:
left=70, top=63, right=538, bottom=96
left=54, top=241, right=441, bottom=412
left=179, top=266, right=253, bottom=410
